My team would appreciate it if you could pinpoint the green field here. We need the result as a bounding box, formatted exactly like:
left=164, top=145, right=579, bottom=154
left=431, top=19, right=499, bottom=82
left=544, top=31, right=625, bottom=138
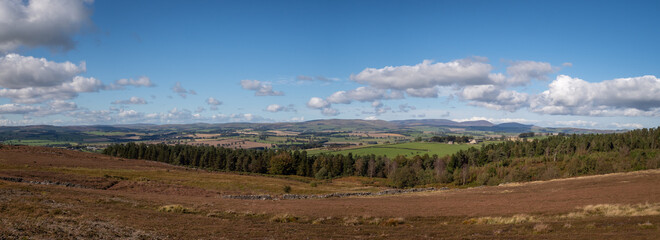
left=308, top=142, right=487, bottom=158
left=2, top=139, right=79, bottom=146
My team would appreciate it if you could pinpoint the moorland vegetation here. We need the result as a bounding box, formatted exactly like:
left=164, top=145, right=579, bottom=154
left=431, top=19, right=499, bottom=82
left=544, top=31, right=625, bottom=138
left=103, top=127, right=660, bottom=188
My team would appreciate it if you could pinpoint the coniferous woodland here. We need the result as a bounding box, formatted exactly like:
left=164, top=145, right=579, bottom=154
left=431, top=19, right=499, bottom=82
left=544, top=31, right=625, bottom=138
left=103, top=127, right=660, bottom=188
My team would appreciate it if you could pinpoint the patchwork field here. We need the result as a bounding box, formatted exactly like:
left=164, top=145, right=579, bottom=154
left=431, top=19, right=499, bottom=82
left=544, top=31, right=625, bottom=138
left=308, top=142, right=483, bottom=157
left=1, top=145, right=659, bottom=239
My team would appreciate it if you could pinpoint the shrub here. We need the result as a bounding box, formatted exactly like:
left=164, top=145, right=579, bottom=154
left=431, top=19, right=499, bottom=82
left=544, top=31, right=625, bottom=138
left=382, top=217, right=405, bottom=226
left=282, top=185, right=292, bottom=193
left=157, top=204, right=195, bottom=214
left=270, top=213, right=298, bottom=223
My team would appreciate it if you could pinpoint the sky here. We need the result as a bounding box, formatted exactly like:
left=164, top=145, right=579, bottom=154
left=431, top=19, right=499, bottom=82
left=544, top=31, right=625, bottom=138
left=1, top=0, right=659, bottom=129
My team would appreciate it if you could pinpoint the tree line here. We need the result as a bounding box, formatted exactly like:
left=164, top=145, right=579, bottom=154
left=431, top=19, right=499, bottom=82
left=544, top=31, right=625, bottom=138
left=103, top=127, right=660, bottom=188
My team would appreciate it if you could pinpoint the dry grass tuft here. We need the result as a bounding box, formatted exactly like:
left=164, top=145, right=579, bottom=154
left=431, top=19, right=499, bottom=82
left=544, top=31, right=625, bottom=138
left=561, top=203, right=660, bottom=219
left=343, top=216, right=361, bottom=226
left=465, top=214, right=537, bottom=225
left=157, top=204, right=195, bottom=214
left=533, top=223, right=551, bottom=233
left=270, top=213, right=299, bottom=223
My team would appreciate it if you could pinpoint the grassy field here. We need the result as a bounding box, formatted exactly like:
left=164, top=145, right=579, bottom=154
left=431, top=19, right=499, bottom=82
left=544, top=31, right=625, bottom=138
left=2, top=139, right=79, bottom=146
left=308, top=142, right=487, bottom=157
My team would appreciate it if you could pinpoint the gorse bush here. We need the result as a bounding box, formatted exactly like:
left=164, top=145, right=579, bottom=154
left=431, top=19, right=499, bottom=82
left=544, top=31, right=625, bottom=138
left=104, top=127, right=660, bottom=188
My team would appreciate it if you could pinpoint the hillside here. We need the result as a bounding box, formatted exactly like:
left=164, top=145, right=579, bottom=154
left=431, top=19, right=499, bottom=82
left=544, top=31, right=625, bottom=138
left=1, top=145, right=659, bottom=239
left=0, top=119, right=620, bottom=148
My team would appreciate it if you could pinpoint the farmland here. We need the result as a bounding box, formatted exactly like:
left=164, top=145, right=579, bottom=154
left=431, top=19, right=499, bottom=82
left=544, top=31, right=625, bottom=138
left=307, top=142, right=484, bottom=158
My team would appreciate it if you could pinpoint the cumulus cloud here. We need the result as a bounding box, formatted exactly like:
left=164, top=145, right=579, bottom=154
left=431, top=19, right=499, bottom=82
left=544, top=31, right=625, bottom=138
left=327, top=87, right=402, bottom=104
left=503, top=61, right=557, bottom=86
left=117, top=109, right=143, bottom=119
left=171, top=82, right=196, bottom=98
left=350, top=58, right=494, bottom=90
left=307, top=97, right=330, bottom=109
left=0, top=75, right=104, bottom=103
left=459, top=85, right=529, bottom=111
left=0, top=100, right=77, bottom=117
left=111, top=96, right=146, bottom=105
left=0, top=0, right=93, bottom=52
left=0, top=53, right=86, bottom=89
left=240, top=79, right=284, bottom=96
left=0, top=103, right=39, bottom=114
left=530, top=75, right=660, bottom=116
left=265, top=104, right=296, bottom=113
left=405, top=87, right=438, bottom=98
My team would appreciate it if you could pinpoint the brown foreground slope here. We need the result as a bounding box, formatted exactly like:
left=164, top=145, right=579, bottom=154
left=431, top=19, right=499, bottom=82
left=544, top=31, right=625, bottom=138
left=0, top=145, right=659, bottom=239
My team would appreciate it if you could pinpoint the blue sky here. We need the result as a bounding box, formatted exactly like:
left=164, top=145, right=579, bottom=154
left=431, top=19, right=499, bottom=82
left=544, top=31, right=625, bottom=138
left=1, top=0, right=659, bottom=129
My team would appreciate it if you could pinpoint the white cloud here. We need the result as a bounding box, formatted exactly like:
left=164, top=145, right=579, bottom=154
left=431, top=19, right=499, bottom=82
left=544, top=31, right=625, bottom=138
left=34, top=100, right=77, bottom=116
left=405, top=87, right=438, bottom=98
left=0, top=0, right=93, bottom=52
left=288, top=116, right=305, bottom=122
left=112, top=96, right=146, bottom=105
left=555, top=120, right=598, bottom=128
left=327, top=87, right=403, bottom=104
left=171, top=82, right=195, bottom=98
left=611, top=122, right=643, bottom=129
left=504, top=61, right=556, bottom=86
left=265, top=104, right=296, bottom=113
left=206, top=97, right=222, bottom=105
left=240, top=79, right=284, bottom=96
left=364, top=116, right=378, bottom=120
left=0, top=118, right=34, bottom=126
left=459, top=85, right=529, bottom=111
left=110, top=77, right=154, bottom=89
left=0, top=53, right=85, bottom=89
left=0, top=103, right=39, bottom=114
left=307, top=97, right=330, bottom=109
left=118, top=109, right=143, bottom=118
left=0, top=75, right=103, bottom=103
left=531, top=75, right=660, bottom=116
left=350, top=58, right=494, bottom=90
